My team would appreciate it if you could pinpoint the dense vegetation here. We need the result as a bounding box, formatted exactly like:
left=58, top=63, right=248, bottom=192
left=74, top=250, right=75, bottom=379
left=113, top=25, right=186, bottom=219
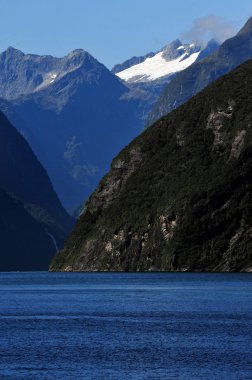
left=51, top=60, right=252, bottom=272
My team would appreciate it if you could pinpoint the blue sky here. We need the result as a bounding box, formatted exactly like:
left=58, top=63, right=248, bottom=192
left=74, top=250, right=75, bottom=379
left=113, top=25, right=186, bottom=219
left=0, top=0, right=251, bottom=68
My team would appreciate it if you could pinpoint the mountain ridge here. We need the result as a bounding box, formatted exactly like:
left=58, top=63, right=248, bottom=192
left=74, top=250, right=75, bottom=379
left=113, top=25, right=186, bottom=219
left=0, top=47, right=103, bottom=100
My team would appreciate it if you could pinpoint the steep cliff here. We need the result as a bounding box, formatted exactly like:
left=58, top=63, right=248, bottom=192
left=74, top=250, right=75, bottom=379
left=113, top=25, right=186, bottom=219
left=50, top=60, right=252, bottom=272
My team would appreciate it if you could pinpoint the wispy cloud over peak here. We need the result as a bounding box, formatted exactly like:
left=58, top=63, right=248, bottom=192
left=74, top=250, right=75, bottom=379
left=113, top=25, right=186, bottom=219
left=181, top=15, right=237, bottom=43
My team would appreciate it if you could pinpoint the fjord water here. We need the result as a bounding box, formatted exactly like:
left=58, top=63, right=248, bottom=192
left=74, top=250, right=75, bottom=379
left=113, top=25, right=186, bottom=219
left=0, top=273, right=251, bottom=379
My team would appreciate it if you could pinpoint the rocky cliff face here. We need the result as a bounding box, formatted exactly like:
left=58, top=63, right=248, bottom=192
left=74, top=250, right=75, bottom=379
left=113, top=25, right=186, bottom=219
left=50, top=60, right=252, bottom=272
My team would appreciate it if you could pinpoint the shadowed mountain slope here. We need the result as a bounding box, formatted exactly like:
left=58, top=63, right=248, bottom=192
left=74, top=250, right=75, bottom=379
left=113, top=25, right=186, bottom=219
left=0, top=110, right=73, bottom=270
left=0, top=48, right=143, bottom=211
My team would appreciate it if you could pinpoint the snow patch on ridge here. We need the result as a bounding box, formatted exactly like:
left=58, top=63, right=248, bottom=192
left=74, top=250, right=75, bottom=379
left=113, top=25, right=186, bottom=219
left=34, top=64, right=83, bottom=92
left=35, top=71, right=59, bottom=91
left=49, top=73, right=57, bottom=83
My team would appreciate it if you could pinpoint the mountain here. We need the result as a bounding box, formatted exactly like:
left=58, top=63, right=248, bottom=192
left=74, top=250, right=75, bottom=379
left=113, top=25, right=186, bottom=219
left=147, top=17, right=252, bottom=126
left=112, top=39, right=219, bottom=125
left=112, top=39, right=219, bottom=85
left=0, top=110, right=73, bottom=270
left=50, top=60, right=252, bottom=272
left=0, top=48, right=144, bottom=211
left=114, top=40, right=203, bottom=84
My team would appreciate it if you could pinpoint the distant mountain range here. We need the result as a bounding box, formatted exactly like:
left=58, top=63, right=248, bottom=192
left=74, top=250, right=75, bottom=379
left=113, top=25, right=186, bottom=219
left=0, top=110, right=73, bottom=271
left=0, top=48, right=144, bottom=211
left=50, top=59, right=252, bottom=272
left=147, top=17, right=252, bottom=126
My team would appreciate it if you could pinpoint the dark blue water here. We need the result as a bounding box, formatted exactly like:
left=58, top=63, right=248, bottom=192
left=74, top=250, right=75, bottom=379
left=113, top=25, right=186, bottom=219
left=0, top=273, right=251, bottom=379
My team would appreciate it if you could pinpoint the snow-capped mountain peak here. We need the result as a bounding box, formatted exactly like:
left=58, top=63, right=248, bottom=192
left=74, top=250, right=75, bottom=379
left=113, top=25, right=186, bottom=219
left=115, top=40, right=203, bottom=83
